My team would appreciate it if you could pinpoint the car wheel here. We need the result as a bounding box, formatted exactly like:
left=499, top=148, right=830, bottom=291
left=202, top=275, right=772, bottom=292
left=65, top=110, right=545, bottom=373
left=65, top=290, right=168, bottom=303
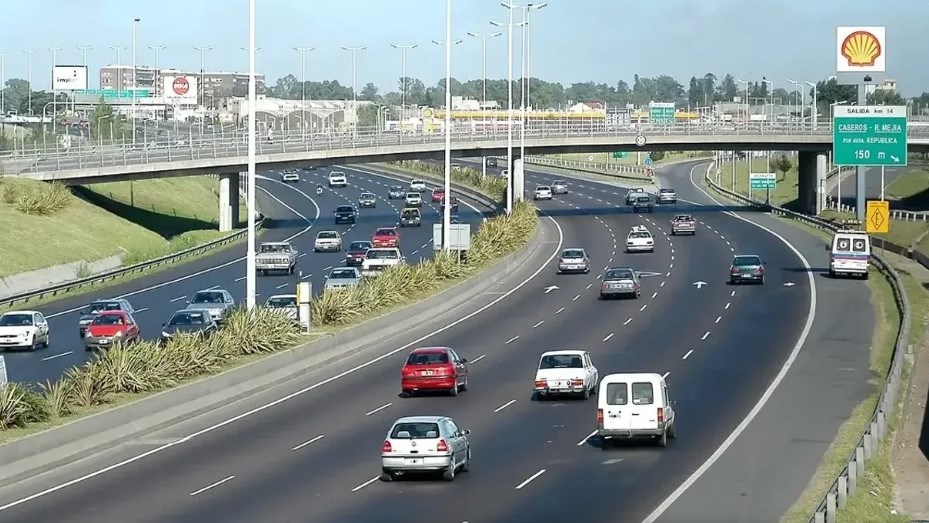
left=582, top=386, right=590, bottom=400
left=29, top=335, right=38, bottom=352
left=460, top=377, right=468, bottom=392
left=760, top=276, right=765, bottom=285
left=442, top=462, right=456, bottom=481
left=828, top=269, right=836, bottom=278
left=461, top=449, right=471, bottom=472
left=449, top=383, right=459, bottom=396
left=43, top=333, right=50, bottom=348
left=380, top=471, right=394, bottom=482
left=657, top=429, right=668, bottom=447
left=668, top=423, right=676, bottom=439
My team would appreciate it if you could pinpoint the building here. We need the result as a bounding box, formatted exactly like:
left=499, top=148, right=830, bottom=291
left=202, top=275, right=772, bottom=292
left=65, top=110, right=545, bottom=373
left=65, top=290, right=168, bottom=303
left=98, top=65, right=266, bottom=99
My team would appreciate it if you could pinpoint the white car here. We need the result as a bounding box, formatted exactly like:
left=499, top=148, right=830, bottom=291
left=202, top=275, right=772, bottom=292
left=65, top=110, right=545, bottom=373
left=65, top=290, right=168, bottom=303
left=0, top=310, right=50, bottom=351
left=281, top=169, right=300, bottom=183
left=410, top=179, right=427, bottom=192
left=264, top=294, right=298, bottom=322
left=362, top=247, right=404, bottom=277
left=626, top=226, right=655, bottom=253
left=533, top=350, right=598, bottom=400
left=328, top=171, right=348, bottom=187
left=552, top=180, right=569, bottom=194
left=314, top=230, right=343, bottom=252
left=380, top=415, right=471, bottom=482
left=533, top=185, right=553, bottom=200
left=405, top=192, right=423, bottom=207
left=597, top=372, right=676, bottom=447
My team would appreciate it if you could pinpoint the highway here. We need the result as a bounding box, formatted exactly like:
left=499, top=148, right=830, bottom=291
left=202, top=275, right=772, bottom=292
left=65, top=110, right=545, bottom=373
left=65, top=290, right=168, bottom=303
left=4, top=166, right=488, bottom=388
left=0, top=161, right=813, bottom=522
left=832, top=165, right=919, bottom=209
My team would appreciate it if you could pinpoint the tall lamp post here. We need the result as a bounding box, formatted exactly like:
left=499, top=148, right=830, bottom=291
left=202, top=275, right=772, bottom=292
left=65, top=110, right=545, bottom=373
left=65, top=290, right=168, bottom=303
left=293, top=46, right=315, bottom=139
left=109, top=45, right=127, bottom=66
left=389, top=43, right=417, bottom=124
left=76, top=46, right=93, bottom=66
left=519, top=3, right=546, bottom=159
left=466, top=31, right=502, bottom=113
left=787, top=79, right=801, bottom=126
left=131, top=18, right=140, bottom=145
left=805, top=81, right=818, bottom=129
left=341, top=45, right=366, bottom=138
left=490, top=11, right=525, bottom=215
left=246, top=0, right=257, bottom=309
left=193, top=45, right=213, bottom=109
left=48, top=47, right=62, bottom=136
left=0, top=53, right=6, bottom=114
left=22, top=49, right=36, bottom=115
left=432, top=27, right=462, bottom=251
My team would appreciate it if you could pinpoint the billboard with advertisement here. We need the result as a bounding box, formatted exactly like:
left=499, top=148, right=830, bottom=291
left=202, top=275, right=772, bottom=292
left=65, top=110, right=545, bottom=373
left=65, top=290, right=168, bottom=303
left=52, top=66, right=88, bottom=91
left=836, top=26, right=886, bottom=73
left=163, top=75, right=198, bottom=104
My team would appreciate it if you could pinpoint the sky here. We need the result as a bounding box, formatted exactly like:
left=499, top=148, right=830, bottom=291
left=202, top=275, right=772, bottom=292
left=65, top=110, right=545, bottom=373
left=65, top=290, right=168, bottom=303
left=2, top=0, right=927, bottom=96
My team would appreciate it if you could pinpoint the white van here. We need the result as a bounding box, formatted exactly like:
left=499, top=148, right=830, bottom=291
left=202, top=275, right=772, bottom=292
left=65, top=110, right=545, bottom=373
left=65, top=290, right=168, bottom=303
left=828, top=230, right=870, bottom=279
left=596, top=373, right=675, bottom=447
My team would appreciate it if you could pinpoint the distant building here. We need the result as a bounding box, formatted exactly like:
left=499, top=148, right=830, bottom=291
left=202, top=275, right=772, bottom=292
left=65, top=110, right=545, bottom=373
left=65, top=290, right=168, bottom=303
left=98, top=65, right=266, bottom=98
left=232, top=96, right=367, bottom=131
left=568, top=102, right=604, bottom=113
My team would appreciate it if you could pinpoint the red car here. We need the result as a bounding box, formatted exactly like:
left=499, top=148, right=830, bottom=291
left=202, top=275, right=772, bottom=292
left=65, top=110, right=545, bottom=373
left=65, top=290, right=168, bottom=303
left=345, top=240, right=372, bottom=266
left=401, top=347, right=469, bottom=396
left=372, top=227, right=400, bottom=248
left=83, top=310, right=141, bottom=350
left=431, top=188, right=446, bottom=203
left=440, top=196, right=459, bottom=213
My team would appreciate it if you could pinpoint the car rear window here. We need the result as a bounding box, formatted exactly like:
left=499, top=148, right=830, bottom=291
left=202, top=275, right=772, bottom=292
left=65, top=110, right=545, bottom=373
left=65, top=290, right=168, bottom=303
left=336, top=206, right=353, bottom=212
left=562, top=250, right=584, bottom=258
left=733, top=256, right=760, bottom=266
left=632, top=382, right=654, bottom=405
left=406, top=351, right=450, bottom=365
left=391, top=422, right=440, bottom=439
left=349, top=242, right=371, bottom=250
left=539, top=354, right=583, bottom=369
left=376, top=229, right=396, bottom=236
left=192, top=292, right=223, bottom=303
left=605, top=382, right=628, bottom=405
left=366, top=250, right=398, bottom=259
left=606, top=269, right=634, bottom=280
left=629, top=232, right=651, bottom=239
left=536, top=186, right=551, bottom=191
left=329, top=269, right=357, bottom=279
left=318, top=232, right=338, bottom=239
left=660, top=189, right=674, bottom=193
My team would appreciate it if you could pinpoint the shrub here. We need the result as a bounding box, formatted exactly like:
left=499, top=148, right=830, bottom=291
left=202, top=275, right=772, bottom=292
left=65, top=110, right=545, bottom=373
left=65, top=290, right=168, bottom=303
left=388, top=160, right=507, bottom=203
left=0, top=383, right=51, bottom=428
left=11, top=182, right=73, bottom=216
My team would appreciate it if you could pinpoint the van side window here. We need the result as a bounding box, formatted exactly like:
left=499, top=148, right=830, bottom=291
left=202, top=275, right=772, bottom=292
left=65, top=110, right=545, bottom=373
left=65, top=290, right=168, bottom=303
left=631, top=382, right=654, bottom=405
left=851, top=237, right=868, bottom=252
left=605, top=383, right=627, bottom=405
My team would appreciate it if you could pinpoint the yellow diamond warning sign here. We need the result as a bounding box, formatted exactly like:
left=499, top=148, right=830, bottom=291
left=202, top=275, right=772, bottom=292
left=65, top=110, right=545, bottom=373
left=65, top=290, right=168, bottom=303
left=866, top=200, right=890, bottom=234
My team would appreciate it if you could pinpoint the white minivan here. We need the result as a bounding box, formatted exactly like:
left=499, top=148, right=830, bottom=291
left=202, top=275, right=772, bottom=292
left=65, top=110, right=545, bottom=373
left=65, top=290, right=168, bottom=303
left=829, top=230, right=870, bottom=279
left=596, top=373, right=675, bottom=447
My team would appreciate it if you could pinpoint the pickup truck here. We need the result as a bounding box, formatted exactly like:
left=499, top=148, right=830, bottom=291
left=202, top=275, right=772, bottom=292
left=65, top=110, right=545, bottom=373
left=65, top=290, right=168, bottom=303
left=255, top=241, right=298, bottom=275
left=671, top=214, right=696, bottom=235
left=400, top=208, right=422, bottom=227
left=361, top=247, right=404, bottom=278
left=533, top=350, right=598, bottom=400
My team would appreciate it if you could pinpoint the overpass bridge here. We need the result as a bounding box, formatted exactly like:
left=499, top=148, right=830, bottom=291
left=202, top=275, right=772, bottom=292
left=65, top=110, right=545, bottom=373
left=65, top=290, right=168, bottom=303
left=4, top=122, right=928, bottom=230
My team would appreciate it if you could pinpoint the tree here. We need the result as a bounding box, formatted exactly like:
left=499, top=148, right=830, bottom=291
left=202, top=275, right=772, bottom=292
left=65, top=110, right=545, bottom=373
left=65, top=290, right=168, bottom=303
left=812, top=77, right=857, bottom=115
left=356, top=104, right=380, bottom=128
left=717, top=74, right=738, bottom=101
left=772, top=154, right=794, bottom=182
left=272, top=74, right=299, bottom=99
left=3, top=78, right=31, bottom=114
left=649, top=151, right=666, bottom=162
left=701, top=73, right=717, bottom=104
left=359, top=82, right=380, bottom=101
left=868, top=89, right=905, bottom=106
left=89, top=99, right=125, bottom=142
left=687, top=77, right=702, bottom=107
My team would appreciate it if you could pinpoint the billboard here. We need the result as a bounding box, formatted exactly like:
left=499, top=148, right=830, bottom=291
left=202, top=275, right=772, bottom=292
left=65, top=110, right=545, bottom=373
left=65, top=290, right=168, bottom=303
left=163, top=75, right=198, bottom=104
left=52, top=66, right=88, bottom=91
left=836, top=26, right=886, bottom=73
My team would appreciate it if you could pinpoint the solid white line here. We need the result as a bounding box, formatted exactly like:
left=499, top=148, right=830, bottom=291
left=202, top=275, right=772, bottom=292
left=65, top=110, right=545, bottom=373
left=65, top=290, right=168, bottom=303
left=351, top=476, right=380, bottom=492
left=577, top=430, right=598, bottom=446
left=623, top=318, right=632, bottom=325
left=301, top=273, right=313, bottom=280
left=639, top=304, right=647, bottom=311
left=585, top=283, right=592, bottom=290
left=189, top=475, right=235, bottom=496
left=494, top=400, right=516, bottom=413
left=725, top=302, right=731, bottom=310
left=505, top=336, right=520, bottom=345
left=42, top=351, right=73, bottom=362
left=207, top=285, right=219, bottom=290
left=532, top=320, right=544, bottom=328
left=515, top=469, right=546, bottom=490
left=470, top=354, right=487, bottom=364
left=364, top=403, right=392, bottom=416
left=170, top=295, right=186, bottom=302
left=701, top=331, right=710, bottom=341
left=573, top=294, right=580, bottom=301
left=133, top=308, right=148, bottom=313
left=715, top=316, right=722, bottom=324
left=555, top=307, right=565, bottom=314
left=682, top=350, right=694, bottom=360
left=603, top=333, right=614, bottom=342
left=641, top=161, right=818, bottom=523
left=662, top=371, right=670, bottom=379
left=292, top=434, right=325, bottom=451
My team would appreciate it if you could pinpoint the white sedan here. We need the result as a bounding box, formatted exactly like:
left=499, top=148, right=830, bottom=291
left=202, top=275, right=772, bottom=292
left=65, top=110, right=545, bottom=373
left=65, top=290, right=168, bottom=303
left=534, top=185, right=553, bottom=200
left=534, top=350, right=598, bottom=400
left=626, top=226, right=655, bottom=253
left=314, top=230, right=343, bottom=252
left=0, top=310, right=50, bottom=351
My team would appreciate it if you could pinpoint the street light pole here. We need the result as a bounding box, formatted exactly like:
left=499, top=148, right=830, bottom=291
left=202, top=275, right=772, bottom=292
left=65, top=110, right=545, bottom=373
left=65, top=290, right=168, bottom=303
left=22, top=49, right=36, bottom=115
left=293, top=46, right=315, bottom=139
left=109, top=45, right=127, bottom=66
left=805, top=81, right=818, bottom=129
left=389, top=43, right=417, bottom=125
left=148, top=45, right=166, bottom=70
left=466, top=31, right=502, bottom=112
left=76, top=46, right=93, bottom=67
left=0, top=53, right=6, bottom=114
left=443, top=0, right=453, bottom=251
left=193, top=45, right=213, bottom=109
left=48, top=47, right=62, bottom=137
left=787, top=79, right=800, bottom=126
left=491, top=10, right=519, bottom=215
left=131, top=18, right=140, bottom=145
left=341, top=46, right=367, bottom=138
left=246, top=0, right=257, bottom=310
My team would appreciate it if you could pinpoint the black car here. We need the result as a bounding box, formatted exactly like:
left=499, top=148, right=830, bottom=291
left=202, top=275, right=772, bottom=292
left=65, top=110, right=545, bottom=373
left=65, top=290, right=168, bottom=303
left=160, top=310, right=218, bottom=345
left=632, top=195, right=654, bottom=213
left=334, top=205, right=356, bottom=224
left=486, top=157, right=498, bottom=168
left=78, top=299, right=135, bottom=337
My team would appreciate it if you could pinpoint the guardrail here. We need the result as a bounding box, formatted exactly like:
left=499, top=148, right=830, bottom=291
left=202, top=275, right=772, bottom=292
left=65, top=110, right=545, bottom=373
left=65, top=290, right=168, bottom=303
left=522, top=155, right=651, bottom=182
left=704, top=165, right=912, bottom=523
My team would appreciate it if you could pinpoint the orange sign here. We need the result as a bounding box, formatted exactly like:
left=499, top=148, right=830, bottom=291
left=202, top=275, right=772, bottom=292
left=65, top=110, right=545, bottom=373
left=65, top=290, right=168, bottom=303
left=841, top=31, right=881, bottom=67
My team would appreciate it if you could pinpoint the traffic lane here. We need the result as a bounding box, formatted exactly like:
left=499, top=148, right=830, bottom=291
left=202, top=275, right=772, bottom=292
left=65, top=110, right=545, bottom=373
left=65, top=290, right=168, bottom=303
left=830, top=166, right=903, bottom=201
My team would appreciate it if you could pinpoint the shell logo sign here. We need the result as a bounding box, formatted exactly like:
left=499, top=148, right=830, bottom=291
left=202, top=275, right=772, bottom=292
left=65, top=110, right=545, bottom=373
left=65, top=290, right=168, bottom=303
left=836, top=26, right=885, bottom=73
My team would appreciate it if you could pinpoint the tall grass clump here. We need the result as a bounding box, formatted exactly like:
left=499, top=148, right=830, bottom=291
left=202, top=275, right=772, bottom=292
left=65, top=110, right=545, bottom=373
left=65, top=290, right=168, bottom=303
left=389, top=160, right=507, bottom=202
left=9, top=181, right=73, bottom=216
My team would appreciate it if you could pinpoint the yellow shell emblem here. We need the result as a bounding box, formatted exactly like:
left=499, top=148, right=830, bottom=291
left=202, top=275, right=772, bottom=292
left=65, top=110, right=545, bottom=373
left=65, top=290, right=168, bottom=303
left=422, top=108, right=435, bottom=118
left=841, top=31, right=881, bottom=67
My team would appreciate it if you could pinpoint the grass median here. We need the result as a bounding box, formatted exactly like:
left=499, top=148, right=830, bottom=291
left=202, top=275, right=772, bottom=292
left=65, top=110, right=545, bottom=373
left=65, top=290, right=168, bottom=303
left=552, top=151, right=710, bottom=166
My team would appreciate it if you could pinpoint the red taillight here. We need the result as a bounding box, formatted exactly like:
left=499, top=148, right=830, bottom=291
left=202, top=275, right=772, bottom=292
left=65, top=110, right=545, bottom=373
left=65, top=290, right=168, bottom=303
left=597, top=409, right=604, bottom=426
left=534, top=379, right=546, bottom=388
left=657, top=407, right=665, bottom=424
left=755, top=266, right=764, bottom=274
left=559, top=258, right=567, bottom=264
left=436, top=439, right=449, bottom=452
left=730, top=267, right=739, bottom=274
left=571, top=378, right=584, bottom=387
left=382, top=440, right=392, bottom=452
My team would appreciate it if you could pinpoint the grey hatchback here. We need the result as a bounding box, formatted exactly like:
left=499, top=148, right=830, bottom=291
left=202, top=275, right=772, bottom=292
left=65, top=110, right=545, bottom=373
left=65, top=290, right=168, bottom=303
left=557, top=248, right=590, bottom=274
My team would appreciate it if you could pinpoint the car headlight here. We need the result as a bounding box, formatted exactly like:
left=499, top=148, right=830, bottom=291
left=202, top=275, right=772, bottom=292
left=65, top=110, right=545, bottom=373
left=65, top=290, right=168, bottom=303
left=161, top=331, right=172, bottom=338
left=79, top=319, right=91, bottom=325
left=114, top=331, right=124, bottom=337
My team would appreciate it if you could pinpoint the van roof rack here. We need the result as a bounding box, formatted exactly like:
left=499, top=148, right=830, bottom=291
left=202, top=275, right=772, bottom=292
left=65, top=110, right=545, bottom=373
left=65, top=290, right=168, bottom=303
left=836, top=218, right=864, bottom=232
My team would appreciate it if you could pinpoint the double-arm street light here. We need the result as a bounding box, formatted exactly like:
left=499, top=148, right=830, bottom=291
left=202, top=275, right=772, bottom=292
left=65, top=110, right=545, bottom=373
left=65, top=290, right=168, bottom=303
left=49, top=46, right=62, bottom=134
left=389, top=43, right=417, bottom=123
left=293, top=46, right=315, bottom=138
left=490, top=12, right=526, bottom=215
left=246, top=0, right=258, bottom=309
left=193, top=45, right=213, bottom=108
left=341, top=45, right=367, bottom=137
left=466, top=32, right=502, bottom=112
left=434, top=0, right=459, bottom=251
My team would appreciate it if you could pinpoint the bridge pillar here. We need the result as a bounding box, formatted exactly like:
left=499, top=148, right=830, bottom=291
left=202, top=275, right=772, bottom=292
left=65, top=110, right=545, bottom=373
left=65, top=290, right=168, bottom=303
left=219, top=172, right=241, bottom=232
left=797, top=151, right=828, bottom=215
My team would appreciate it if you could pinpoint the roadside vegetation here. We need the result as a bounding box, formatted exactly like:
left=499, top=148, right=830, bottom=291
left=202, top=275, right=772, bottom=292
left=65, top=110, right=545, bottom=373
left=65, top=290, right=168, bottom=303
left=551, top=150, right=711, bottom=166
left=380, top=160, right=507, bottom=202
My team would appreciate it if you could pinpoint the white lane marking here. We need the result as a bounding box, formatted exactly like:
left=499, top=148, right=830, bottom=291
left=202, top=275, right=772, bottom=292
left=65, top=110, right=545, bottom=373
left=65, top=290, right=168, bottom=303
left=494, top=400, right=517, bottom=413
left=682, top=350, right=694, bottom=360
left=671, top=255, right=674, bottom=261
left=323, top=266, right=332, bottom=271
left=301, top=273, right=313, bottom=280
left=298, top=253, right=307, bottom=258
left=515, top=469, right=547, bottom=490
left=603, top=333, right=614, bottom=342
left=505, top=336, right=520, bottom=345
left=275, top=283, right=288, bottom=289
left=639, top=305, right=647, bottom=311
left=701, top=332, right=710, bottom=341
left=662, top=371, right=670, bottom=379
left=351, top=476, right=380, bottom=492
left=206, top=285, right=219, bottom=290
left=364, top=403, right=392, bottom=416
left=586, top=284, right=593, bottom=290
left=555, top=307, right=565, bottom=314
left=715, top=316, right=722, bottom=324
left=44, top=177, right=320, bottom=320
left=470, top=354, right=487, bottom=364
left=234, top=276, right=246, bottom=282
left=42, top=351, right=73, bottom=362
left=665, top=272, right=671, bottom=277
left=659, top=281, right=665, bottom=288
left=642, top=162, right=819, bottom=523
left=292, top=434, right=325, bottom=451
left=134, top=308, right=148, bottom=313
left=731, top=290, right=736, bottom=297
left=170, top=295, right=186, bottom=302
left=651, top=292, right=658, bottom=299
left=573, top=294, right=580, bottom=301
left=669, top=263, right=673, bottom=269
left=577, top=430, right=598, bottom=446
left=623, top=318, right=632, bottom=325
left=189, top=475, right=235, bottom=496
left=533, top=320, right=545, bottom=329
left=725, top=302, right=731, bottom=310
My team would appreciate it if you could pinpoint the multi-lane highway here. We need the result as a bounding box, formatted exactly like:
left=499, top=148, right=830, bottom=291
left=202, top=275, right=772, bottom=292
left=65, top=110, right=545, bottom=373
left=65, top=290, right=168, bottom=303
left=0, top=161, right=815, bottom=522
left=4, top=166, right=488, bottom=387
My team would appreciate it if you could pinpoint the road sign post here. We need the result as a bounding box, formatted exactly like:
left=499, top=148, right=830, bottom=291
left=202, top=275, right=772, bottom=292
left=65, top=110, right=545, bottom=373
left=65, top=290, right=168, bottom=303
left=832, top=105, right=908, bottom=167
left=865, top=200, right=889, bottom=234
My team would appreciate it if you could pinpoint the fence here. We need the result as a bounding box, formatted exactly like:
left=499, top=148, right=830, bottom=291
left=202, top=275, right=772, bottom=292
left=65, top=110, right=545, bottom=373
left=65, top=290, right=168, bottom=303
left=704, top=164, right=912, bottom=523
left=522, top=155, right=650, bottom=182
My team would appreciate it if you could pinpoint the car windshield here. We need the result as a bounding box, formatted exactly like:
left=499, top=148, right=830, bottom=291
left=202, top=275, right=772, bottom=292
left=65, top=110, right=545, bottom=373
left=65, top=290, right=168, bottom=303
left=411, top=180, right=424, bottom=185
left=336, top=206, right=353, bottom=213
left=629, top=232, right=651, bottom=239
left=390, top=185, right=402, bottom=191
left=86, top=301, right=122, bottom=314
left=606, top=269, right=635, bottom=280
left=375, top=229, right=396, bottom=237
left=402, top=210, right=419, bottom=217
left=562, top=250, right=585, bottom=258
left=367, top=250, right=398, bottom=259
left=553, top=180, right=565, bottom=186
left=349, top=241, right=371, bottom=251
left=318, top=232, right=338, bottom=239
left=192, top=291, right=224, bottom=303
left=360, top=193, right=374, bottom=199
left=406, top=351, right=450, bottom=365
left=539, top=354, right=583, bottom=369
left=433, top=188, right=444, bottom=194
left=733, top=256, right=761, bottom=266
left=0, top=314, right=33, bottom=326
left=168, top=312, right=206, bottom=326
left=391, top=422, right=440, bottom=439
left=329, top=269, right=357, bottom=279
left=92, top=314, right=126, bottom=326
left=661, top=189, right=674, bottom=193
left=259, top=244, right=286, bottom=253
left=406, top=193, right=420, bottom=198
left=266, top=296, right=297, bottom=307
left=329, top=173, right=344, bottom=178
left=675, top=215, right=693, bottom=221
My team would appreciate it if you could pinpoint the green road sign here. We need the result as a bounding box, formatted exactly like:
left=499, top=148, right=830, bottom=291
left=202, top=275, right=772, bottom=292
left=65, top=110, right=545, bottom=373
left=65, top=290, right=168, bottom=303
left=749, top=173, right=776, bottom=190
left=833, top=105, right=908, bottom=167
left=75, top=89, right=152, bottom=98
left=649, top=102, right=675, bottom=124
left=611, top=151, right=627, bottom=159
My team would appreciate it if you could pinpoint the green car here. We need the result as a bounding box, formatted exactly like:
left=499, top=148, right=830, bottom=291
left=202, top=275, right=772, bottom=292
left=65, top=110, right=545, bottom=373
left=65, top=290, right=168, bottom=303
left=729, top=255, right=765, bottom=285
